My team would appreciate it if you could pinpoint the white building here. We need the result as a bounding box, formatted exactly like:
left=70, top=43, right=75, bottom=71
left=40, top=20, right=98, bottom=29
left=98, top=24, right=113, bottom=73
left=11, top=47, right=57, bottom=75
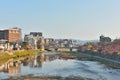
left=24, top=32, right=44, bottom=50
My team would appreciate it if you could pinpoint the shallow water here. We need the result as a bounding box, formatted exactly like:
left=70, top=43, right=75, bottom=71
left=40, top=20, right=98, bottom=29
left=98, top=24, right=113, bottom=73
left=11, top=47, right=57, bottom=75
left=0, top=52, right=120, bottom=80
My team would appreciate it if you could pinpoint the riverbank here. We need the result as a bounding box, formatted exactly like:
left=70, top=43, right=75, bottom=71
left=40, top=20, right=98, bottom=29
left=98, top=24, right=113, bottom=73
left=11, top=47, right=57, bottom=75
left=59, top=52, right=120, bottom=69
left=2, top=50, right=118, bottom=69
left=0, top=50, right=45, bottom=65
left=1, top=51, right=120, bottom=80
left=4, top=75, right=93, bottom=80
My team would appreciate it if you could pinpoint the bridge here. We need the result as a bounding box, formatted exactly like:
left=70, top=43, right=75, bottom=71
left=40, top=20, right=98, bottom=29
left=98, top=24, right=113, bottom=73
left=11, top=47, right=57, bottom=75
left=46, top=47, right=78, bottom=52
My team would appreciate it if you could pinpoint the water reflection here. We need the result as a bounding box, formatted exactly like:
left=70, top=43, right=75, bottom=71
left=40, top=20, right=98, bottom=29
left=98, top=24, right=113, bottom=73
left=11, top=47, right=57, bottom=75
left=30, top=53, right=45, bottom=67
left=30, top=53, right=60, bottom=68
left=0, top=60, right=21, bottom=74
left=0, top=52, right=120, bottom=80
left=0, top=52, right=59, bottom=74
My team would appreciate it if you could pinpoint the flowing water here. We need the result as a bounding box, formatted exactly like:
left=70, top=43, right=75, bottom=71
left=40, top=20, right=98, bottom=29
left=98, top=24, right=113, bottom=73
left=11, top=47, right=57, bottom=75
left=0, top=52, right=120, bottom=80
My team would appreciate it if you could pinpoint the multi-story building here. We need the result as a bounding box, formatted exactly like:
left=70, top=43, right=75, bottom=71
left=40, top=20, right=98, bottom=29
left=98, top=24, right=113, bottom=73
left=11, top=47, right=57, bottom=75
left=55, top=39, right=74, bottom=48
left=100, top=35, right=111, bottom=43
left=24, top=32, right=44, bottom=50
left=0, top=27, right=21, bottom=43
left=0, top=27, right=21, bottom=50
left=30, top=32, right=42, bottom=37
left=44, top=38, right=55, bottom=49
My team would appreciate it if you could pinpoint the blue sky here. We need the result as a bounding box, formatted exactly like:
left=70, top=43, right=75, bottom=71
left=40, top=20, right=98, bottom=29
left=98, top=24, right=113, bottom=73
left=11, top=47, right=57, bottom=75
left=0, top=0, right=120, bottom=40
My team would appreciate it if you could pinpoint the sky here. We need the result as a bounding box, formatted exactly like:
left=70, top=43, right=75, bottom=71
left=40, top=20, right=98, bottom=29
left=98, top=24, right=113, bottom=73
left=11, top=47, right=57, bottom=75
left=0, top=0, right=120, bottom=40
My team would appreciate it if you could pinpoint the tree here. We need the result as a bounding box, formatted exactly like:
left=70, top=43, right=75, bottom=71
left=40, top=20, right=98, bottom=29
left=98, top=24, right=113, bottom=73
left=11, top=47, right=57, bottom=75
left=22, top=42, right=29, bottom=50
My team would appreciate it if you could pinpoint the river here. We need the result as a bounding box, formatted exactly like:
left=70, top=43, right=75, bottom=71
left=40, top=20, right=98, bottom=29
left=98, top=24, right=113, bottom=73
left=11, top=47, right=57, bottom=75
left=0, top=52, right=120, bottom=80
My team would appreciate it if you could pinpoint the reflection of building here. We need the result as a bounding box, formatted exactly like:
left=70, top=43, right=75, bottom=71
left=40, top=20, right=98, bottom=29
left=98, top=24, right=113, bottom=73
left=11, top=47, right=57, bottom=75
left=0, top=60, right=21, bottom=74
left=44, top=54, right=59, bottom=61
left=31, top=53, right=44, bottom=67
left=8, top=61, right=21, bottom=74
left=24, top=32, right=44, bottom=50
left=30, top=53, right=60, bottom=68
left=100, top=35, right=111, bottom=42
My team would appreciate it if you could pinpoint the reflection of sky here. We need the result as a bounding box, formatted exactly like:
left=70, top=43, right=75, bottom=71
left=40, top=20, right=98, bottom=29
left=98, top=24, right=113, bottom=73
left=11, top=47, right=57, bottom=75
left=0, top=59, right=120, bottom=80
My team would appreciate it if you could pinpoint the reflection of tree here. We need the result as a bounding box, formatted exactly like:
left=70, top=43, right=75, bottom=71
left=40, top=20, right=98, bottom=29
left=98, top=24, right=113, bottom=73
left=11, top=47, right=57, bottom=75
left=30, top=53, right=44, bottom=68
left=23, top=57, right=30, bottom=66
left=28, top=53, right=60, bottom=68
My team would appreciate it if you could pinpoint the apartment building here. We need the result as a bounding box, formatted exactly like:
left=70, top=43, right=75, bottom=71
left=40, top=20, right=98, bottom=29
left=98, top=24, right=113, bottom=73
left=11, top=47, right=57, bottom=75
left=0, top=27, right=21, bottom=43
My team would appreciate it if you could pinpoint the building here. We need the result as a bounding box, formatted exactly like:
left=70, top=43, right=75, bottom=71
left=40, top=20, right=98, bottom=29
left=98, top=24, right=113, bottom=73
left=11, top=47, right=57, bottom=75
left=24, top=32, right=44, bottom=50
left=113, top=39, right=120, bottom=44
left=0, top=40, right=8, bottom=51
left=0, top=27, right=21, bottom=43
left=30, top=32, right=42, bottom=37
left=44, top=38, right=55, bottom=49
left=100, top=35, right=111, bottom=43
left=55, top=39, right=74, bottom=48
left=0, top=27, right=21, bottom=50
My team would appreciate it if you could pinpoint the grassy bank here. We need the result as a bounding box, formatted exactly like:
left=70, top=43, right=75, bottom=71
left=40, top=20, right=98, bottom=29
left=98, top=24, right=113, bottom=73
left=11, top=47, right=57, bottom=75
left=0, top=50, right=45, bottom=65
left=0, top=52, right=12, bottom=64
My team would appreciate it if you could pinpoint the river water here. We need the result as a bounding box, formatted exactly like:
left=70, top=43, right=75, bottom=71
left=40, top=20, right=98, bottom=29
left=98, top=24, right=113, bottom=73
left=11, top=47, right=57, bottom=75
left=0, top=52, right=120, bottom=80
